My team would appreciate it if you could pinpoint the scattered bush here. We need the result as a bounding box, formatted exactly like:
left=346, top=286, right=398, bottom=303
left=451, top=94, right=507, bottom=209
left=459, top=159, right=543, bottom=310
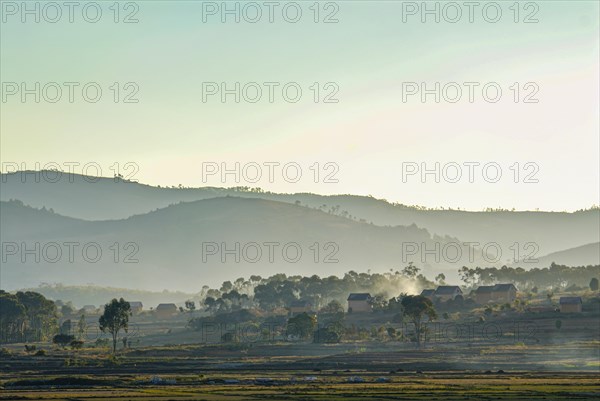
left=313, top=327, right=342, bottom=343
left=7, top=376, right=105, bottom=387
left=565, top=284, right=584, bottom=292
left=53, top=334, right=75, bottom=348
left=221, top=332, right=238, bottom=343
left=386, top=327, right=397, bottom=339
left=24, top=344, right=37, bottom=353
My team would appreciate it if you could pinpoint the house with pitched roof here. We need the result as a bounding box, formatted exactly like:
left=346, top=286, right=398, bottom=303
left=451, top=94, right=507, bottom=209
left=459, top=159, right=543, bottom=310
left=347, top=293, right=372, bottom=313
left=474, top=284, right=518, bottom=304
left=155, top=303, right=178, bottom=319
left=491, top=284, right=517, bottom=303
left=474, top=286, right=495, bottom=304
left=129, top=301, right=143, bottom=314
left=559, top=297, right=582, bottom=313
left=433, top=286, right=463, bottom=301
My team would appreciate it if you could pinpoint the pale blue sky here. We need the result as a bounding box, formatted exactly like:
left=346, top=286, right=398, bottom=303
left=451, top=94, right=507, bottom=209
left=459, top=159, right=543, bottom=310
left=1, top=1, right=598, bottom=211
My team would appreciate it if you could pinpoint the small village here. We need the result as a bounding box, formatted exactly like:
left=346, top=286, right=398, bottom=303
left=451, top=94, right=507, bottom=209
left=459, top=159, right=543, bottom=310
left=66, top=284, right=586, bottom=322
left=41, top=278, right=594, bottom=353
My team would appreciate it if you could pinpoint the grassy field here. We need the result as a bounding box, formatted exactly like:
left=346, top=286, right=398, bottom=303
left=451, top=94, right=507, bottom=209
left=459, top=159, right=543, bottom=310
left=2, top=341, right=599, bottom=400
left=1, top=313, right=598, bottom=400
left=1, top=371, right=599, bottom=400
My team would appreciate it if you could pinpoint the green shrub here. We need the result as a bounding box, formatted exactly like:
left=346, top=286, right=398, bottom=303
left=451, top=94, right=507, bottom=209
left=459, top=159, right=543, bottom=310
left=221, top=332, right=238, bottom=343
left=24, top=344, right=37, bottom=353
left=53, top=334, right=75, bottom=348
left=313, top=327, right=342, bottom=343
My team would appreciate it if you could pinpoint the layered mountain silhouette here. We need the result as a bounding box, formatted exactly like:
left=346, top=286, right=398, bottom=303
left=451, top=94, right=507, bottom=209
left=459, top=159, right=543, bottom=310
left=2, top=171, right=598, bottom=251
left=1, top=171, right=598, bottom=291
left=1, top=197, right=477, bottom=291
left=527, top=242, right=600, bottom=268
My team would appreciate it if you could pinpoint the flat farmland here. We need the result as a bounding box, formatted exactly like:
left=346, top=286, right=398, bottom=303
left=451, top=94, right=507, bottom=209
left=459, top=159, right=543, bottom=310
left=2, top=340, right=599, bottom=400
left=1, top=372, right=599, bottom=400
left=1, top=314, right=598, bottom=400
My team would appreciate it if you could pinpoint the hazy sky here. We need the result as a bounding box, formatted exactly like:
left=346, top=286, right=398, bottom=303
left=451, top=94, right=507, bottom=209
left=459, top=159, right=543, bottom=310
left=2, top=0, right=599, bottom=211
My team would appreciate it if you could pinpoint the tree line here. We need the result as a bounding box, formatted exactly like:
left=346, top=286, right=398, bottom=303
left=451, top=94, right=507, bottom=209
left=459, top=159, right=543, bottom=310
left=458, top=263, right=600, bottom=290
left=197, top=265, right=434, bottom=314
left=0, top=290, right=58, bottom=343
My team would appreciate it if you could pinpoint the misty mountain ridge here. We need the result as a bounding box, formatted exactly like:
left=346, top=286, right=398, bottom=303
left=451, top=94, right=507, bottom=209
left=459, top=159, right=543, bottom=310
left=2, top=171, right=598, bottom=292
left=2, top=171, right=598, bottom=261
left=2, top=197, right=598, bottom=293
left=2, top=197, right=510, bottom=291
left=525, top=242, right=600, bottom=269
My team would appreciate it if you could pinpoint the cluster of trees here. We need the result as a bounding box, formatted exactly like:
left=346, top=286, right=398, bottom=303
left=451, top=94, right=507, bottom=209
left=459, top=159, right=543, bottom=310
left=275, top=295, right=436, bottom=347
left=0, top=290, right=58, bottom=343
left=459, top=264, right=600, bottom=290
left=52, top=298, right=132, bottom=354
left=190, top=295, right=437, bottom=348
left=197, top=267, right=434, bottom=314
left=204, top=291, right=251, bottom=314
left=0, top=290, right=132, bottom=354
left=52, top=333, right=83, bottom=349
left=196, top=263, right=599, bottom=318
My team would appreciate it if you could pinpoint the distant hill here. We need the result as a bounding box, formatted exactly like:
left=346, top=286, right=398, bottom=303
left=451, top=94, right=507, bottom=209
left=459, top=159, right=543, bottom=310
left=530, top=242, right=600, bottom=268
left=2, top=171, right=598, bottom=260
left=19, top=284, right=194, bottom=309
left=1, top=198, right=486, bottom=291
